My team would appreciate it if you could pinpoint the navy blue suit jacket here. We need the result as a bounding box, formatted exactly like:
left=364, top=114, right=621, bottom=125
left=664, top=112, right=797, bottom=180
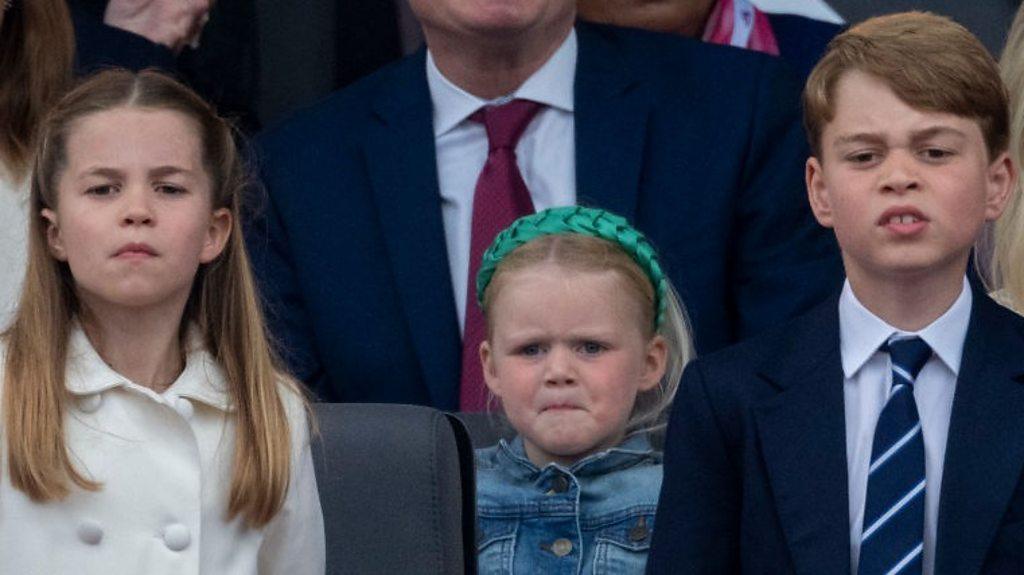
left=249, top=23, right=843, bottom=408
left=648, top=290, right=1024, bottom=574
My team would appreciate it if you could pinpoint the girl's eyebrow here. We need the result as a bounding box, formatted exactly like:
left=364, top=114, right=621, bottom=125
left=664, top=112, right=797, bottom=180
left=149, top=165, right=194, bottom=178
left=79, top=165, right=194, bottom=179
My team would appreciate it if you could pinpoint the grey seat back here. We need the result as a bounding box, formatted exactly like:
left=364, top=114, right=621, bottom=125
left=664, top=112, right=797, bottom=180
left=311, top=403, right=477, bottom=575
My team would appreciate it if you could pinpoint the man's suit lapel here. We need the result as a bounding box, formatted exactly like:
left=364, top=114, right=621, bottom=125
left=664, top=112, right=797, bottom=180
left=364, top=51, right=462, bottom=410
left=936, top=294, right=1024, bottom=575
left=753, top=295, right=853, bottom=574
left=574, top=23, right=649, bottom=222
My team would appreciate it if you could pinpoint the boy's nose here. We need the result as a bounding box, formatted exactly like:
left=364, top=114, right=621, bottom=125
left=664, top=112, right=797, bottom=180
left=879, top=152, right=920, bottom=194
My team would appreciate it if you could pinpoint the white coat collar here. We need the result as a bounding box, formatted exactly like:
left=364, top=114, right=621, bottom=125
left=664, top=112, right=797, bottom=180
left=65, top=322, right=234, bottom=412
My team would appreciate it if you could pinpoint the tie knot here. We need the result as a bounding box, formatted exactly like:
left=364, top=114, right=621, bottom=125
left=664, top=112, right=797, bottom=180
left=883, top=336, right=932, bottom=382
left=472, top=99, right=543, bottom=151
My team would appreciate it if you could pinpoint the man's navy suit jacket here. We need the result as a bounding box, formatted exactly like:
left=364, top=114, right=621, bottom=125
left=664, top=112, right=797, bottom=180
left=248, top=22, right=843, bottom=408
left=648, top=290, right=1024, bottom=574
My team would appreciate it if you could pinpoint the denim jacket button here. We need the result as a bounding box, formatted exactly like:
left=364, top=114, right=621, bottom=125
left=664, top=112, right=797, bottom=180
left=551, top=538, right=573, bottom=557
left=629, top=516, right=649, bottom=542
left=547, top=475, right=570, bottom=495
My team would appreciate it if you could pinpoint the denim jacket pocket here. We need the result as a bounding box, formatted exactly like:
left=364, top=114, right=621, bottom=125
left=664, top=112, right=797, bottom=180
left=591, top=511, right=655, bottom=575
left=477, top=517, right=517, bottom=575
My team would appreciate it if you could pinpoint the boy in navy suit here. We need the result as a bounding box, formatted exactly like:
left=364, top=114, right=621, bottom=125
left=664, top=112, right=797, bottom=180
left=648, top=12, right=1024, bottom=575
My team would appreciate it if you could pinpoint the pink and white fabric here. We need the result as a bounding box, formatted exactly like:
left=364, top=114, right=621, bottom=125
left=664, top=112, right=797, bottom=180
left=703, top=0, right=780, bottom=56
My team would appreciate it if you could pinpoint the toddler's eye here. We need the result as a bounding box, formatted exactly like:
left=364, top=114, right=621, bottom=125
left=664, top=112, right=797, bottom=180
left=519, top=344, right=542, bottom=357
left=579, top=341, right=605, bottom=355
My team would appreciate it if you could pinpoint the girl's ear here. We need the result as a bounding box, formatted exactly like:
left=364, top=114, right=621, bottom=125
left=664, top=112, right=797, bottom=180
left=638, top=335, right=668, bottom=392
left=41, top=208, right=68, bottom=261
left=479, top=340, right=503, bottom=399
left=199, top=207, right=233, bottom=263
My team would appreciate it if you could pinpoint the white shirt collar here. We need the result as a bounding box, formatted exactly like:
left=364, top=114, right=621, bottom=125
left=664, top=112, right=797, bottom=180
left=426, top=28, right=577, bottom=137
left=65, top=322, right=233, bottom=411
left=839, top=277, right=972, bottom=378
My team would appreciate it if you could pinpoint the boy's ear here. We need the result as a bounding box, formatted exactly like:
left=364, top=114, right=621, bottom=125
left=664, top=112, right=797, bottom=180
left=479, top=340, right=502, bottom=398
left=984, top=151, right=1017, bottom=221
left=41, top=208, right=68, bottom=261
left=638, top=335, right=668, bottom=392
left=806, top=157, right=834, bottom=228
left=199, top=207, right=233, bottom=263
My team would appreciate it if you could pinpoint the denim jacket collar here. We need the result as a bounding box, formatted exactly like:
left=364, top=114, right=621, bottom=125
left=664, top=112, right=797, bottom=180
left=495, top=433, right=658, bottom=481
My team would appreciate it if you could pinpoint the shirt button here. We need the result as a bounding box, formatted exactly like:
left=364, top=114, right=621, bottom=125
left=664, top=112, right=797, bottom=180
left=77, top=393, right=103, bottom=414
left=162, top=523, right=191, bottom=551
left=77, top=519, right=103, bottom=545
left=550, top=475, right=570, bottom=494
left=551, top=538, right=573, bottom=557
left=174, top=396, right=194, bottom=420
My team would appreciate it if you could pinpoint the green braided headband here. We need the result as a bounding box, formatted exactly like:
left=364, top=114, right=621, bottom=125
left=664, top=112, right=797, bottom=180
left=476, top=206, right=668, bottom=328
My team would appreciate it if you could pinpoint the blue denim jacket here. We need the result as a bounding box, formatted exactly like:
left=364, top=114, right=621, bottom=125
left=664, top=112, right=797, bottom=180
left=475, top=434, right=662, bottom=575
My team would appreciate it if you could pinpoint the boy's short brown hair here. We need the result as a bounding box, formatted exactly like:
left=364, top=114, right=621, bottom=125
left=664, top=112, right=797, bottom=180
left=804, top=11, right=1008, bottom=159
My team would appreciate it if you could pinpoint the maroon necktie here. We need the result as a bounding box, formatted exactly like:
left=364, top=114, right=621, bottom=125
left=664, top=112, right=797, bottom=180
left=459, top=99, right=543, bottom=411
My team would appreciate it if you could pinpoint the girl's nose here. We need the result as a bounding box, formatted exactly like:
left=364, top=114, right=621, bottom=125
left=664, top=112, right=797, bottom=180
left=544, top=346, right=576, bottom=386
left=120, top=190, right=154, bottom=226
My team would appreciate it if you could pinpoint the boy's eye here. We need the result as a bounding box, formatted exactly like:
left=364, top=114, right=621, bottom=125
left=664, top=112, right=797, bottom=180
left=578, top=341, right=606, bottom=355
left=920, top=148, right=953, bottom=161
left=846, top=151, right=879, bottom=164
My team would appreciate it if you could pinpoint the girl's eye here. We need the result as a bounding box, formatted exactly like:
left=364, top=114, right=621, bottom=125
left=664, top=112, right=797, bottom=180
left=156, top=184, right=186, bottom=195
left=519, top=344, right=543, bottom=357
left=85, top=185, right=117, bottom=196
left=579, top=341, right=605, bottom=355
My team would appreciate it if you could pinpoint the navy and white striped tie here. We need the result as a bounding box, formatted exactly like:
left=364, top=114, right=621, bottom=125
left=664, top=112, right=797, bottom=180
left=858, top=336, right=932, bottom=575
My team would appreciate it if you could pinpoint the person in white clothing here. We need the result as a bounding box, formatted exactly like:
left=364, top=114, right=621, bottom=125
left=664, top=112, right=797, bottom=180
left=0, top=0, right=75, bottom=328
left=0, top=68, right=325, bottom=575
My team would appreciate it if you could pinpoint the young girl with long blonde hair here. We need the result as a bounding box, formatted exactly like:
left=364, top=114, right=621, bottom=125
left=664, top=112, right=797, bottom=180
left=0, top=69, right=324, bottom=574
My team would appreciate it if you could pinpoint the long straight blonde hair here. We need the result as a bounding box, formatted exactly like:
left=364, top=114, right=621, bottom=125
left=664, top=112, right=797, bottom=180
left=2, top=69, right=303, bottom=527
left=991, top=6, right=1024, bottom=312
left=0, top=0, right=74, bottom=179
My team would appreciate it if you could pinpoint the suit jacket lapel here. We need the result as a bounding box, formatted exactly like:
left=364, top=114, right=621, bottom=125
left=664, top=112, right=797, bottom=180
left=573, top=22, right=649, bottom=222
left=754, top=296, right=852, bottom=574
left=364, top=51, right=462, bottom=410
left=935, top=294, right=1024, bottom=575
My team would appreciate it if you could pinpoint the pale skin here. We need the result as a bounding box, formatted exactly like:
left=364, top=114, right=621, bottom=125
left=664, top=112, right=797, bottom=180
left=408, top=0, right=577, bottom=99
left=480, top=265, right=667, bottom=467
left=806, top=70, right=1016, bottom=331
left=42, top=107, right=231, bottom=392
left=104, top=0, right=213, bottom=53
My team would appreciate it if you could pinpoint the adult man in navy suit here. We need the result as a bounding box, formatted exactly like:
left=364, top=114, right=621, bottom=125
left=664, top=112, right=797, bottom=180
left=248, top=0, right=842, bottom=408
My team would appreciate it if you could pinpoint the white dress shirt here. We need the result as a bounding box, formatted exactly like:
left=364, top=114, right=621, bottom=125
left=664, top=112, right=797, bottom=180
left=840, top=278, right=971, bottom=575
left=427, top=30, right=578, bottom=333
left=0, top=167, right=29, bottom=330
left=0, top=325, right=325, bottom=575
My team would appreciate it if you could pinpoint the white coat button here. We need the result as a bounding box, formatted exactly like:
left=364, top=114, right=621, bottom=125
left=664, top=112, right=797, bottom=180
left=77, top=520, right=103, bottom=545
left=174, top=396, right=194, bottom=420
left=77, top=394, right=103, bottom=414
left=162, top=523, right=191, bottom=551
